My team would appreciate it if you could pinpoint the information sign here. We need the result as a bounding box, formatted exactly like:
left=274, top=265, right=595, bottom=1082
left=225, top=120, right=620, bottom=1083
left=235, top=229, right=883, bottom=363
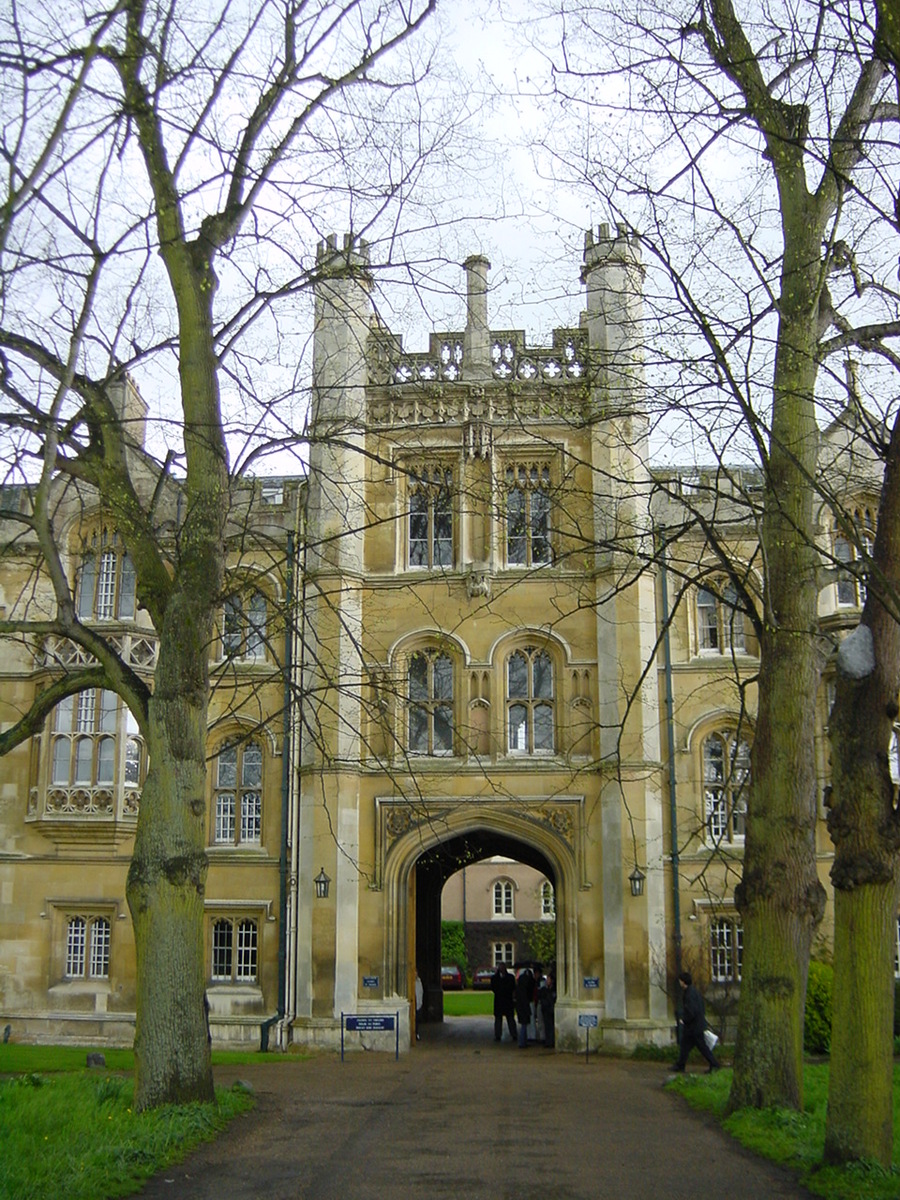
left=362, top=976, right=379, bottom=989
left=583, top=977, right=600, bottom=989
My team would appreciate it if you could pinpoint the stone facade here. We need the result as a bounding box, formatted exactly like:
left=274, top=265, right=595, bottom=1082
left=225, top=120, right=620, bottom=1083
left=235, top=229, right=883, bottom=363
left=0, top=229, right=883, bottom=1052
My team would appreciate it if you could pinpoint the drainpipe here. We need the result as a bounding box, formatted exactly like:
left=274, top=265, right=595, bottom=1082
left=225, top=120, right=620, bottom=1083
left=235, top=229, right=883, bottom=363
left=261, top=528, right=294, bottom=1051
left=657, top=530, right=683, bottom=1026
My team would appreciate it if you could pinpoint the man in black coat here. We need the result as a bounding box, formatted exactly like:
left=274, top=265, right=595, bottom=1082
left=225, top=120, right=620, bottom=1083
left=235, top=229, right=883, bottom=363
left=491, top=964, right=517, bottom=1042
left=673, top=970, right=720, bottom=1072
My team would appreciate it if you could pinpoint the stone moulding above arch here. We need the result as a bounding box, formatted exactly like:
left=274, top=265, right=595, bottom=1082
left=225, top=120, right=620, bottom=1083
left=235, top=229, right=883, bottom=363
left=372, top=793, right=588, bottom=894
left=385, top=627, right=471, bottom=666
left=683, top=709, right=754, bottom=755
left=486, top=625, right=576, bottom=667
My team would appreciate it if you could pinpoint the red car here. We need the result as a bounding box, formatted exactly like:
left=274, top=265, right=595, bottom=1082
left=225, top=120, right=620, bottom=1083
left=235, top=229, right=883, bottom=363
left=472, top=967, right=495, bottom=990
left=441, top=965, right=463, bottom=990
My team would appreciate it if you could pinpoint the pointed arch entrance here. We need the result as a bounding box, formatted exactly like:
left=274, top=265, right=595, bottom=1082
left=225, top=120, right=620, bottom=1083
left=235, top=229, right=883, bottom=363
left=376, top=797, right=584, bottom=1028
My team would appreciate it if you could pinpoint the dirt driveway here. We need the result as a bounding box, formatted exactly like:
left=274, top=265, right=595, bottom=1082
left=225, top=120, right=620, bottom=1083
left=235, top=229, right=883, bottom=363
left=133, top=1016, right=814, bottom=1200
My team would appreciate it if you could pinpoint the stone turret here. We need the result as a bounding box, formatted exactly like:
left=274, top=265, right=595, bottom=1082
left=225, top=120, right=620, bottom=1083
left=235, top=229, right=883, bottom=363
left=108, top=372, right=148, bottom=450
left=308, top=234, right=372, bottom=573
left=581, top=222, right=645, bottom=411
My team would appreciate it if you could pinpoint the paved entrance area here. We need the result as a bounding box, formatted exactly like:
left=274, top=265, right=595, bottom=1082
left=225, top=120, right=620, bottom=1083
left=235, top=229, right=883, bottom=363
left=134, top=1016, right=813, bottom=1200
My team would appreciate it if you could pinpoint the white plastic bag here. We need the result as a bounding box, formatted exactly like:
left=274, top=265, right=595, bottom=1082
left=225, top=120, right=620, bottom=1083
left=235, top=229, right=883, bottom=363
left=703, top=1028, right=719, bottom=1050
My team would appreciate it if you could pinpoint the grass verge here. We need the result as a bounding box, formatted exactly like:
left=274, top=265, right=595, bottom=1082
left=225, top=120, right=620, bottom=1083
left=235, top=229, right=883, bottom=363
left=667, top=1064, right=900, bottom=1200
left=0, top=1049, right=258, bottom=1200
left=441, top=989, right=493, bottom=1016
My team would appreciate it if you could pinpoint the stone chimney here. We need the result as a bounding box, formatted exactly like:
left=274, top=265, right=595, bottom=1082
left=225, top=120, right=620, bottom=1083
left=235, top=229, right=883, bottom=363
left=463, top=254, right=492, bottom=381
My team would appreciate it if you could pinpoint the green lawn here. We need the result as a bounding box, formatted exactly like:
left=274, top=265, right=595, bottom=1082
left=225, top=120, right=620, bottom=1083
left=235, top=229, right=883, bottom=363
left=668, top=1065, right=900, bottom=1200
left=0, top=1055, right=256, bottom=1200
left=441, top=989, right=493, bottom=1016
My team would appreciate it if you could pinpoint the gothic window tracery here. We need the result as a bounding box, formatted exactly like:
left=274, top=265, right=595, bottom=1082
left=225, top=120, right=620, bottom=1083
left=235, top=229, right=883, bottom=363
left=507, top=647, right=554, bottom=754
left=407, top=649, right=454, bottom=756
left=506, top=464, right=552, bottom=567
left=834, top=504, right=875, bottom=608
left=222, top=590, right=268, bottom=660
left=76, top=530, right=136, bottom=622
left=407, top=466, right=453, bottom=569
left=696, top=582, right=747, bottom=654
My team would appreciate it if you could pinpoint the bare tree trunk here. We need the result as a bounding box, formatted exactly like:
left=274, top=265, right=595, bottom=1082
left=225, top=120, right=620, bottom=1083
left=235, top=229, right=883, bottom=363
left=825, top=422, right=900, bottom=1165
left=728, top=280, right=826, bottom=1111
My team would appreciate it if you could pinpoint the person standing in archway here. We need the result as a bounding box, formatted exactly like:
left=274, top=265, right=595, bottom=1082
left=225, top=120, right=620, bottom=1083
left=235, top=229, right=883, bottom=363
left=491, top=963, right=517, bottom=1042
left=515, top=966, right=533, bottom=1048
left=539, top=970, right=557, bottom=1048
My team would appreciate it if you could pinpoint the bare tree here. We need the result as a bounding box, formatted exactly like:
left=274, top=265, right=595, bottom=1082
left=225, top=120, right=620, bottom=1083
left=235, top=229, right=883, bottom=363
left=0, top=0, right=444, bottom=1109
left=531, top=0, right=900, bottom=1117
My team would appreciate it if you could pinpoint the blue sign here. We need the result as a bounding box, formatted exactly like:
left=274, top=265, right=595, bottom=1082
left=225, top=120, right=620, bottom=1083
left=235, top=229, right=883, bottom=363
left=578, top=1014, right=599, bottom=1028
left=362, top=976, right=379, bottom=988
left=345, top=1015, right=395, bottom=1032
left=583, top=977, right=600, bottom=989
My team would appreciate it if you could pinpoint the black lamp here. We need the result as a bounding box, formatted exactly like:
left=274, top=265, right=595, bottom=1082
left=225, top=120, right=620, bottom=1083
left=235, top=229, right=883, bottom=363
left=629, top=866, right=646, bottom=898
left=314, top=867, right=331, bottom=899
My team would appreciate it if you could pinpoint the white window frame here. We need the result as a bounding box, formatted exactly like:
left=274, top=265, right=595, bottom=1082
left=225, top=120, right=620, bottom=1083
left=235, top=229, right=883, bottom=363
left=703, top=730, right=750, bottom=846
left=493, top=880, right=514, bottom=918
left=492, top=941, right=515, bottom=967
left=710, top=917, right=743, bottom=983
left=212, top=740, right=263, bottom=847
left=65, top=915, right=111, bottom=979
left=210, top=916, right=259, bottom=983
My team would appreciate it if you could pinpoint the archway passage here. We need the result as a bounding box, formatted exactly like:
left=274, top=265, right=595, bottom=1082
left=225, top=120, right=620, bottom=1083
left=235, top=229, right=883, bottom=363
left=413, top=829, right=555, bottom=1027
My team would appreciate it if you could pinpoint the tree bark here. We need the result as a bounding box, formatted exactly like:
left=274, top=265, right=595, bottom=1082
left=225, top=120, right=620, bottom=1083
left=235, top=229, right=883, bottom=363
left=728, top=296, right=826, bottom=1111
left=824, top=419, right=900, bottom=1165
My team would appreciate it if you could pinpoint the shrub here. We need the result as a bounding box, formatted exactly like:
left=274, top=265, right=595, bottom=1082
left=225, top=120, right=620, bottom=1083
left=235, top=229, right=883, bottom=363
left=440, top=920, right=468, bottom=980
left=804, top=959, right=833, bottom=1055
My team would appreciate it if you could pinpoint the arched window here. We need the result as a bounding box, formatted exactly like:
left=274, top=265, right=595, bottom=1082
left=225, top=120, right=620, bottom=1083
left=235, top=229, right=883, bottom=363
left=65, top=915, right=110, bottom=979
left=212, top=740, right=263, bottom=845
left=506, top=463, right=552, bottom=566
left=493, top=880, right=514, bottom=917
left=408, top=466, right=453, bottom=568
left=222, top=590, right=268, bottom=659
left=76, top=531, right=135, bottom=621
left=703, top=731, right=750, bottom=845
left=541, top=881, right=555, bottom=919
left=211, top=917, right=258, bottom=983
left=697, top=583, right=747, bottom=654
left=507, top=647, right=554, bottom=754
left=834, top=506, right=874, bottom=608
left=710, top=917, right=743, bottom=982
left=407, top=650, right=454, bottom=755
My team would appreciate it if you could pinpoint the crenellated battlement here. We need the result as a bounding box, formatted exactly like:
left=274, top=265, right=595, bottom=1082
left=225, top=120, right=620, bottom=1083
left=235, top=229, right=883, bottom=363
left=315, top=232, right=371, bottom=275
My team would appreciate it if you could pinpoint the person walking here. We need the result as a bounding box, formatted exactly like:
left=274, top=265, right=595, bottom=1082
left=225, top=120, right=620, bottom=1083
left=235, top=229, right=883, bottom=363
left=673, top=970, right=720, bottom=1072
left=491, top=963, right=517, bottom=1042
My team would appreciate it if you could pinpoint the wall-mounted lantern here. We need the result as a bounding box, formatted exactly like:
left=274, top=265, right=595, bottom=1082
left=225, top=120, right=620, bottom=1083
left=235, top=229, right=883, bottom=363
left=628, top=866, right=646, bottom=898
left=314, top=867, right=331, bottom=899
